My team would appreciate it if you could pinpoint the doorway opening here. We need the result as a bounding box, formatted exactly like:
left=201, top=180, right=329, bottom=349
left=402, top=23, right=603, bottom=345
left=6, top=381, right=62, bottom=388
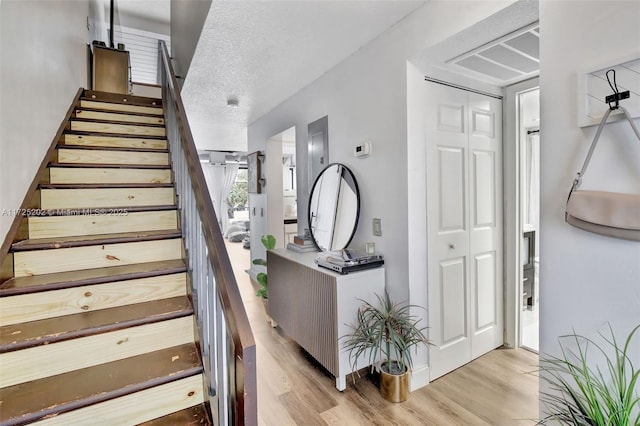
left=265, top=126, right=297, bottom=248
left=517, top=87, right=540, bottom=352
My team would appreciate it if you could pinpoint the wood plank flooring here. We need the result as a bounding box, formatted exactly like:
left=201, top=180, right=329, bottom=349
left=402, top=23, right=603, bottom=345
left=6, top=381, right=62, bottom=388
left=224, top=240, right=540, bottom=426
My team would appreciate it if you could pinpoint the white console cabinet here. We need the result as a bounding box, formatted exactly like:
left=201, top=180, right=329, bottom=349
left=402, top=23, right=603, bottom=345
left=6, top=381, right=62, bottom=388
left=267, top=248, right=385, bottom=390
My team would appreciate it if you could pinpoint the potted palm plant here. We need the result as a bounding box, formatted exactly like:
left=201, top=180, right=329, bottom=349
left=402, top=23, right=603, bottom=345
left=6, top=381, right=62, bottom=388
left=341, top=291, right=430, bottom=402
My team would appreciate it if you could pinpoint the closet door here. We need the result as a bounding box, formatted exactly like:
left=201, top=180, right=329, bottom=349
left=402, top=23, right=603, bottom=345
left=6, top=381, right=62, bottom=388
left=426, top=83, right=471, bottom=380
left=426, top=82, right=503, bottom=380
left=468, top=92, right=503, bottom=360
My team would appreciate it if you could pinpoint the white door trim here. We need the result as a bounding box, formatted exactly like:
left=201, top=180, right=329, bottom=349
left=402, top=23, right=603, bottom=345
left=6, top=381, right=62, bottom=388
left=503, top=77, right=539, bottom=349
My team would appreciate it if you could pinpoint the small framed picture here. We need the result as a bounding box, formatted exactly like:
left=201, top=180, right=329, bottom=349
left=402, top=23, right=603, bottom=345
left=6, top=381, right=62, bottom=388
left=247, top=151, right=262, bottom=193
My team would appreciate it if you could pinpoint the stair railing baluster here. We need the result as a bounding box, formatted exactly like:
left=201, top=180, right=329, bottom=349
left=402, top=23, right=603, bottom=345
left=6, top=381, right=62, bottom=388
left=197, top=231, right=207, bottom=364
left=207, top=260, right=217, bottom=398
left=157, top=40, right=256, bottom=425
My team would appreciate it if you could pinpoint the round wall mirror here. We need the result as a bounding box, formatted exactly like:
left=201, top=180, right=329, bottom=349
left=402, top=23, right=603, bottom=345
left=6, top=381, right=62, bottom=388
left=308, top=163, right=360, bottom=251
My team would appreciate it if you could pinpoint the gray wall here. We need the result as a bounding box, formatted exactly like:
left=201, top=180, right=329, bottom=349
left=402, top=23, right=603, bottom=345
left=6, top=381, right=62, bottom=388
left=170, top=0, right=211, bottom=81
left=1, top=0, right=90, bottom=241
left=539, top=0, right=640, bottom=416
left=247, top=0, right=516, bottom=391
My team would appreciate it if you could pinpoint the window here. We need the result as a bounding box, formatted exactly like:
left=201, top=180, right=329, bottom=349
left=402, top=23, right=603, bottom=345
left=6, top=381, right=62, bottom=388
left=228, top=169, right=248, bottom=220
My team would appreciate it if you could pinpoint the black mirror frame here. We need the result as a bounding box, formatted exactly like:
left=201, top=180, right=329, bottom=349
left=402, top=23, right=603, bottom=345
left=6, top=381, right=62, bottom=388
left=307, top=163, right=360, bottom=252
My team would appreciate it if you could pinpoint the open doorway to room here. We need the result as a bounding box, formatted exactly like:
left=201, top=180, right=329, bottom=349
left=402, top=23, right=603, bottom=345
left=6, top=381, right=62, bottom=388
left=265, top=126, right=297, bottom=248
left=517, top=87, right=540, bottom=352
left=200, top=151, right=246, bottom=237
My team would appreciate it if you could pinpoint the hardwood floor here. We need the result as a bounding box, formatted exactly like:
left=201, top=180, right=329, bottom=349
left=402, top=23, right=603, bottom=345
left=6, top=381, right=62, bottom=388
left=225, top=240, right=539, bottom=425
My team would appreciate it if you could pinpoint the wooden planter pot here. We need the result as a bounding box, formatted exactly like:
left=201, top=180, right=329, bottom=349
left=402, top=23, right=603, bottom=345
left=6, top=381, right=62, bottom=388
left=380, top=362, right=409, bottom=402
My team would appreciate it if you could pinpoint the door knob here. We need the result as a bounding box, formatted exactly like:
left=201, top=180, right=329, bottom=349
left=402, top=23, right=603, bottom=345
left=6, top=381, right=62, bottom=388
left=449, top=243, right=456, bottom=250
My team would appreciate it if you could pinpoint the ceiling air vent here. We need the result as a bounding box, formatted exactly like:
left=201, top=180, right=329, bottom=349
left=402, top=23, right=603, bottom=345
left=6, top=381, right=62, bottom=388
left=448, top=23, right=539, bottom=86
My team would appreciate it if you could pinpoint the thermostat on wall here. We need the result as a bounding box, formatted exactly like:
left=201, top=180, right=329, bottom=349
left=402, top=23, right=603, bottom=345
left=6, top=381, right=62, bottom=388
left=354, top=141, right=371, bottom=158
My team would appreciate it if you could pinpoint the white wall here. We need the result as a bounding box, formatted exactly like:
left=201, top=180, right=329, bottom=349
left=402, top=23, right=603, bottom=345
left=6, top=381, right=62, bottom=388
left=406, top=61, right=430, bottom=387
left=88, top=0, right=108, bottom=43
left=249, top=1, right=516, bottom=303
left=266, top=138, right=284, bottom=248
left=1, top=0, right=89, bottom=242
left=117, top=11, right=170, bottom=37
left=539, top=0, right=640, bottom=415
left=170, top=0, right=211, bottom=81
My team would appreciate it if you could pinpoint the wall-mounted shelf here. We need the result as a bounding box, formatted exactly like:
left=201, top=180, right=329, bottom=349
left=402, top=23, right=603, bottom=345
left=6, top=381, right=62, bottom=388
left=247, top=151, right=263, bottom=193
left=578, top=54, right=640, bottom=127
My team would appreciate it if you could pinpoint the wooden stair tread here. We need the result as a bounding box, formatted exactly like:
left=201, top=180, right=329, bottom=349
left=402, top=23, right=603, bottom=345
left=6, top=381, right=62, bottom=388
left=69, top=122, right=166, bottom=139
left=0, top=343, right=201, bottom=425
left=74, top=110, right=165, bottom=126
left=0, top=259, right=186, bottom=296
left=39, top=182, right=174, bottom=189
left=63, top=132, right=167, bottom=142
left=49, top=162, right=171, bottom=170
left=76, top=106, right=164, bottom=118
left=15, top=205, right=178, bottom=217
left=11, top=229, right=182, bottom=251
left=56, top=144, right=169, bottom=153
left=79, top=101, right=164, bottom=117
left=83, top=90, right=163, bottom=107
left=139, top=404, right=212, bottom=425
left=66, top=129, right=168, bottom=140
left=70, top=117, right=165, bottom=128
left=0, top=296, right=193, bottom=352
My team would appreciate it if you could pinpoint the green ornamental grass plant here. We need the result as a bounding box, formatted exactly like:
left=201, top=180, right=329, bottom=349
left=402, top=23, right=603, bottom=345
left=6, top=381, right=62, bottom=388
left=341, top=291, right=430, bottom=377
left=539, top=324, right=640, bottom=425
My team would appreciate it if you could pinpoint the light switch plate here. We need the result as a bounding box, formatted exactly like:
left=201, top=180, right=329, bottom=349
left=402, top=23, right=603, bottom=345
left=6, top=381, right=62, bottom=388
left=373, top=218, right=382, bottom=236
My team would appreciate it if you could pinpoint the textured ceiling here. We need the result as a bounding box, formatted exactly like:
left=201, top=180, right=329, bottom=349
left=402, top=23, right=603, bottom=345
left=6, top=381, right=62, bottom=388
left=181, top=1, right=425, bottom=152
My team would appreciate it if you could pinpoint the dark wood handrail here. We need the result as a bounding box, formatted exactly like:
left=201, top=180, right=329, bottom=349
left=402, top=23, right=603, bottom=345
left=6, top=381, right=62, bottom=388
left=1, top=88, right=84, bottom=281
left=158, top=41, right=256, bottom=425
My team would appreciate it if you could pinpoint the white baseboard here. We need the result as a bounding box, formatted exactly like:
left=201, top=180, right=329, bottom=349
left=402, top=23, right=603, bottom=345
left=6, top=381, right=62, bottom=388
left=410, top=364, right=430, bottom=391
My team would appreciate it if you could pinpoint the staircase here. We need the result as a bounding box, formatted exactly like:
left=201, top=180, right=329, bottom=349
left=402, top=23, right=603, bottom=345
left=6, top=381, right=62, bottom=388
left=0, top=90, right=213, bottom=424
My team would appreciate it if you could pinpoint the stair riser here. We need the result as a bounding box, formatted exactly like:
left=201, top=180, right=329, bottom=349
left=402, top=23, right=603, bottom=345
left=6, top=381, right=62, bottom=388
left=0, top=316, right=195, bottom=387
left=40, top=187, right=175, bottom=209
left=0, top=273, right=187, bottom=326
left=63, top=134, right=167, bottom=150
left=31, top=375, right=204, bottom=425
left=70, top=121, right=166, bottom=137
left=49, top=167, right=172, bottom=184
left=76, top=110, right=164, bottom=125
left=13, top=238, right=183, bottom=277
left=80, top=100, right=163, bottom=116
left=28, top=211, right=178, bottom=239
left=57, top=149, right=169, bottom=166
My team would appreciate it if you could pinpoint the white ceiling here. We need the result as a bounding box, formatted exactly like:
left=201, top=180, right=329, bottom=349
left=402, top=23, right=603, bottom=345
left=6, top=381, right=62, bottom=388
left=447, top=23, right=539, bottom=87
left=411, top=0, right=539, bottom=90
left=181, top=1, right=425, bottom=153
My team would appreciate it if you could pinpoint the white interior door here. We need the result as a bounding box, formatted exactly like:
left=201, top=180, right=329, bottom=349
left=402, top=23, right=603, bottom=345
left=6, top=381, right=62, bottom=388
left=426, top=82, right=503, bottom=380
